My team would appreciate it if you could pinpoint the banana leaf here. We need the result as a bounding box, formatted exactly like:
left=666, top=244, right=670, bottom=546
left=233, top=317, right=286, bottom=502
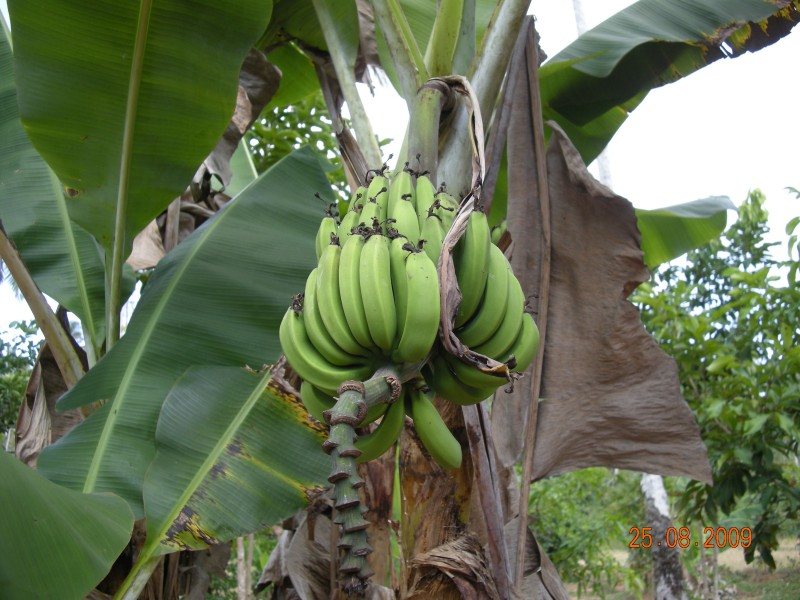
left=636, top=196, right=736, bottom=269
left=0, top=18, right=107, bottom=349
left=541, top=0, right=799, bottom=163
left=142, top=366, right=329, bottom=557
left=265, top=44, right=320, bottom=109
left=37, top=147, right=331, bottom=518
left=226, top=140, right=259, bottom=199
left=0, top=451, right=133, bottom=600
left=8, top=0, right=273, bottom=251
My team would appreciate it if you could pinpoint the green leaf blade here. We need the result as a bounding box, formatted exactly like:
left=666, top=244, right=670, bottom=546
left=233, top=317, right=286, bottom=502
left=0, top=452, right=133, bottom=600
left=540, top=0, right=798, bottom=162
left=636, top=196, right=736, bottom=269
left=0, top=21, right=107, bottom=346
left=8, top=0, right=273, bottom=249
left=37, top=147, right=330, bottom=517
left=144, top=366, right=329, bottom=555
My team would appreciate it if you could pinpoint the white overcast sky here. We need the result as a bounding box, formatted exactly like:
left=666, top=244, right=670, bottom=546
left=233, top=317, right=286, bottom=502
left=2, top=1, right=799, bottom=327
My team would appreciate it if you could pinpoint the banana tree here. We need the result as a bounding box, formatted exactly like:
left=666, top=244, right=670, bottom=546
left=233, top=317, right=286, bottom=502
left=1, top=0, right=797, bottom=598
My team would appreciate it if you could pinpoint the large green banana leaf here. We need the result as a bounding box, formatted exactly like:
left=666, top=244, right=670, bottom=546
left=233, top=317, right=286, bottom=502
left=0, top=451, right=133, bottom=600
left=37, top=147, right=331, bottom=518
left=143, top=366, right=329, bottom=558
left=541, top=0, right=799, bottom=163
left=261, top=0, right=360, bottom=111
left=0, top=18, right=107, bottom=348
left=636, top=196, right=737, bottom=269
left=8, top=0, right=272, bottom=251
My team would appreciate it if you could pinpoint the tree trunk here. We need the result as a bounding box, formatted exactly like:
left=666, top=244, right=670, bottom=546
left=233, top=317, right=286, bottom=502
left=640, top=474, right=687, bottom=600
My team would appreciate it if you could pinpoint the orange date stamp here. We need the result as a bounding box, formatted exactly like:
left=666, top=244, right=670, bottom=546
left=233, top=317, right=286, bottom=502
left=628, top=527, right=752, bottom=550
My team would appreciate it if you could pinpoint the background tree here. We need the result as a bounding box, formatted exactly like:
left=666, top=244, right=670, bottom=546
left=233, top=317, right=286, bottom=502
left=634, top=189, right=800, bottom=568
left=0, top=320, right=38, bottom=437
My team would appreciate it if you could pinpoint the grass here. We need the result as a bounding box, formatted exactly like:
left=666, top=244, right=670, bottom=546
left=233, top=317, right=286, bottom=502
left=564, top=539, right=800, bottom=599
left=725, top=565, right=800, bottom=599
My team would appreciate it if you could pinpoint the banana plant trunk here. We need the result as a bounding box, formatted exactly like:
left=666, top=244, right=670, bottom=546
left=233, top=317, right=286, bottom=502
left=398, top=400, right=474, bottom=599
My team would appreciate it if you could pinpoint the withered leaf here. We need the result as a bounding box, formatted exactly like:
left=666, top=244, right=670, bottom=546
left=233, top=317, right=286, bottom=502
left=495, top=30, right=712, bottom=484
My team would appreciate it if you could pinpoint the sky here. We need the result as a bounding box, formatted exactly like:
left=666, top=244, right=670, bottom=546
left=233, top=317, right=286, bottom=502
left=2, top=1, right=799, bottom=329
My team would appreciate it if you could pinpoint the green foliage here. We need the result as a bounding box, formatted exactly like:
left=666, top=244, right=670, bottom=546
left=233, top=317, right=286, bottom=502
left=0, top=320, right=38, bottom=433
left=633, top=189, right=800, bottom=569
left=248, top=90, right=349, bottom=200
left=530, top=468, right=647, bottom=598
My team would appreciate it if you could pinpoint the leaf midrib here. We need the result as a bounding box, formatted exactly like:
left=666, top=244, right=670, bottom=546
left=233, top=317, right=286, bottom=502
left=148, top=371, right=275, bottom=555
left=81, top=196, right=245, bottom=496
left=107, top=0, right=154, bottom=351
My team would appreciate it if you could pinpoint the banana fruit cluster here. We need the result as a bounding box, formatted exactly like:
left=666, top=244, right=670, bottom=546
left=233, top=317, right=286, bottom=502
left=279, top=165, right=539, bottom=469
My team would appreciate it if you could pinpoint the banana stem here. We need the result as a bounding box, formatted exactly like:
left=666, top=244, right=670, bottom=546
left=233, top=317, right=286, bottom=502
left=323, top=361, right=423, bottom=593
left=407, top=80, right=453, bottom=181
left=311, top=0, right=382, bottom=169
left=423, top=0, right=464, bottom=76
left=370, top=0, right=428, bottom=103
left=0, top=223, right=84, bottom=389
left=112, top=555, right=160, bottom=600
left=325, top=385, right=373, bottom=594
left=438, top=0, right=531, bottom=195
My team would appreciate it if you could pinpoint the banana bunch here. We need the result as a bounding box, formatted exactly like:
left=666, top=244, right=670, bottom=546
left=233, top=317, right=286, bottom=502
left=280, top=171, right=441, bottom=398
left=281, top=165, right=539, bottom=462
left=424, top=208, right=540, bottom=406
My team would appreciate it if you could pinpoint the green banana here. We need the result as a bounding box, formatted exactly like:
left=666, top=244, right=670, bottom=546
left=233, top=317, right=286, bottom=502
left=455, top=243, right=510, bottom=348
left=367, top=174, right=389, bottom=230
left=389, top=234, right=412, bottom=344
left=473, top=272, right=525, bottom=360
left=451, top=312, right=539, bottom=388
left=420, top=213, right=445, bottom=265
left=490, top=218, right=508, bottom=246
left=347, top=185, right=367, bottom=215
left=279, top=307, right=373, bottom=395
left=453, top=210, right=491, bottom=327
left=338, top=233, right=377, bottom=351
left=300, top=380, right=335, bottom=423
left=432, top=198, right=457, bottom=234
left=435, top=189, right=460, bottom=214
left=303, top=268, right=365, bottom=367
left=359, top=198, right=381, bottom=233
left=390, top=193, right=420, bottom=242
left=415, top=174, right=437, bottom=231
left=408, top=382, right=462, bottom=469
left=355, top=391, right=407, bottom=463
left=502, top=311, right=539, bottom=371
left=316, top=243, right=370, bottom=357
left=338, top=210, right=361, bottom=245
left=442, top=352, right=507, bottom=390
left=315, top=211, right=339, bottom=261
left=364, top=400, right=390, bottom=425
left=423, top=354, right=497, bottom=406
left=393, top=249, right=440, bottom=364
left=359, top=233, right=397, bottom=353
left=387, top=167, right=415, bottom=219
